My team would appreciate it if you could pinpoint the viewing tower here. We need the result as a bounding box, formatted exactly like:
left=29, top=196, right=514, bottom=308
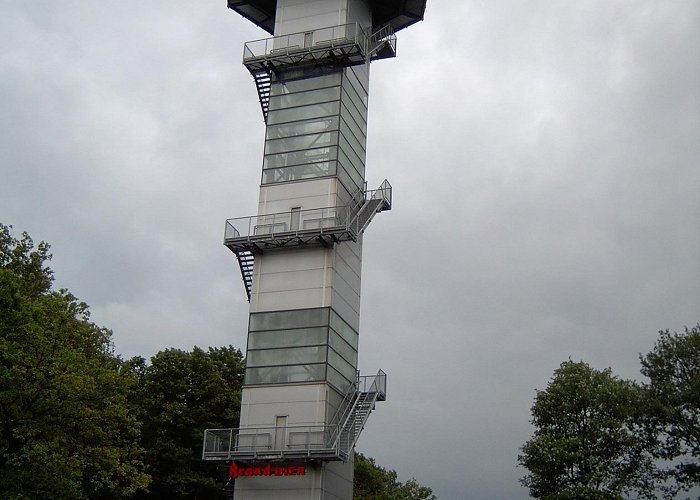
left=203, top=1, right=427, bottom=498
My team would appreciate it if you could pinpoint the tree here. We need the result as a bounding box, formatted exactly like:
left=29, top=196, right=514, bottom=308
left=354, top=453, right=436, bottom=500
left=127, top=346, right=245, bottom=499
left=640, top=326, right=700, bottom=496
left=0, top=224, right=149, bottom=498
left=518, top=361, right=653, bottom=499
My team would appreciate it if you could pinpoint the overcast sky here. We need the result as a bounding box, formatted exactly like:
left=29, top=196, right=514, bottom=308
left=1, top=1, right=699, bottom=498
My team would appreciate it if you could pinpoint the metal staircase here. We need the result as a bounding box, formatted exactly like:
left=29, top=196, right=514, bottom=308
left=365, top=24, right=397, bottom=61
left=336, top=391, right=377, bottom=456
left=332, top=370, right=387, bottom=458
left=234, top=250, right=254, bottom=301
left=252, top=69, right=272, bottom=123
left=348, top=179, right=392, bottom=235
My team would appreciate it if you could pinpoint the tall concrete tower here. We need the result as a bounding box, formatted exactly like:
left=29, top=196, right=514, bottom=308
left=203, top=1, right=427, bottom=498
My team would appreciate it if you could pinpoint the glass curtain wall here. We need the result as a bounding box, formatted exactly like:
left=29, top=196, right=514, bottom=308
left=245, top=307, right=359, bottom=392
left=262, top=66, right=369, bottom=196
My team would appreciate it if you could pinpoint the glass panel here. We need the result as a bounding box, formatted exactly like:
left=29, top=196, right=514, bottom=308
left=247, top=346, right=327, bottom=367
left=339, top=126, right=365, bottom=156
left=250, top=308, right=330, bottom=332
left=264, top=131, right=338, bottom=155
left=266, top=116, right=339, bottom=140
left=264, top=146, right=338, bottom=169
left=262, top=162, right=337, bottom=184
left=328, top=348, right=356, bottom=381
left=270, top=73, right=342, bottom=96
left=339, top=134, right=365, bottom=168
left=337, top=150, right=364, bottom=188
left=337, top=166, right=363, bottom=196
left=329, top=330, right=358, bottom=366
left=267, top=101, right=340, bottom=125
left=327, top=364, right=352, bottom=392
left=341, top=82, right=367, bottom=115
left=344, top=67, right=368, bottom=99
left=341, top=87, right=367, bottom=121
left=330, top=310, right=358, bottom=349
left=245, top=364, right=326, bottom=385
left=339, top=100, right=366, bottom=133
left=339, top=114, right=365, bottom=145
left=269, top=86, right=341, bottom=110
left=248, top=327, right=328, bottom=349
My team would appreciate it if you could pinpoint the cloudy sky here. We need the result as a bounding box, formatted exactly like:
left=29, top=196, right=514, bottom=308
left=2, top=1, right=698, bottom=498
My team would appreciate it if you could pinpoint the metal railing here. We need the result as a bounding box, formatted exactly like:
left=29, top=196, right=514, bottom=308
left=243, top=23, right=367, bottom=61
left=223, top=181, right=391, bottom=245
left=372, top=180, right=392, bottom=208
left=202, top=370, right=387, bottom=462
left=365, top=24, right=396, bottom=57
left=224, top=205, right=351, bottom=241
left=358, top=369, right=387, bottom=400
left=202, top=423, right=341, bottom=460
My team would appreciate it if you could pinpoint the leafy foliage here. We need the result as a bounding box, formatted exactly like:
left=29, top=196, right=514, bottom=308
left=354, top=453, right=436, bottom=500
left=0, top=225, right=433, bottom=499
left=518, top=361, right=653, bottom=499
left=521, top=327, right=700, bottom=499
left=0, top=224, right=150, bottom=498
left=127, top=346, right=245, bottom=499
left=640, top=326, right=700, bottom=496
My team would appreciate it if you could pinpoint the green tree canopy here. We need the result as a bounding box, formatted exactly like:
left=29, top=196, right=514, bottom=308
left=0, top=224, right=149, bottom=498
left=640, top=326, right=700, bottom=496
left=354, top=453, right=436, bottom=500
left=127, top=346, right=245, bottom=499
left=518, top=360, right=653, bottom=499
left=0, top=225, right=434, bottom=499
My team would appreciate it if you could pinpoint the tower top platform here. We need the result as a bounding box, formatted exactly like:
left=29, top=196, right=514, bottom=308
left=227, top=0, right=427, bottom=35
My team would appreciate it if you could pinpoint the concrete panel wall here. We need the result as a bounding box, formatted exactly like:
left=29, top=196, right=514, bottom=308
left=240, top=384, right=328, bottom=427
left=250, top=247, right=333, bottom=313
left=275, top=0, right=348, bottom=35
left=234, top=468, right=322, bottom=498
left=322, top=460, right=353, bottom=499
left=330, top=239, right=362, bottom=331
left=258, top=178, right=338, bottom=215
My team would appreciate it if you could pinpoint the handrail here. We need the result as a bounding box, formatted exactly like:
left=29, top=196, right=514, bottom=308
left=243, top=23, right=368, bottom=61
left=365, top=24, right=396, bottom=57
left=326, top=373, right=360, bottom=445
left=202, top=423, right=339, bottom=459
left=202, top=370, right=386, bottom=461
left=223, top=181, right=391, bottom=244
left=224, top=205, right=351, bottom=241
left=331, top=369, right=387, bottom=453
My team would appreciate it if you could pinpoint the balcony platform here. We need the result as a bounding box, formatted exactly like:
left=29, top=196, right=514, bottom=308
left=202, top=425, right=347, bottom=463
left=203, top=371, right=386, bottom=463
left=242, top=23, right=395, bottom=75
left=224, top=206, right=356, bottom=255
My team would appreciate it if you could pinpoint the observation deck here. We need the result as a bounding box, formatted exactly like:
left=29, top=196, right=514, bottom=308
left=243, top=23, right=396, bottom=74
left=225, top=181, right=391, bottom=300
left=202, top=371, right=386, bottom=463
